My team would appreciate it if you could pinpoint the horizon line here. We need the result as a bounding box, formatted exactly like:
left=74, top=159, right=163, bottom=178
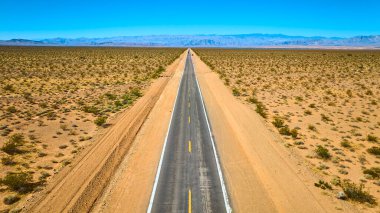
left=1, top=33, right=380, bottom=41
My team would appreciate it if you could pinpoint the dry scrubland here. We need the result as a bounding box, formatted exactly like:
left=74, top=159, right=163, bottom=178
left=196, top=49, right=380, bottom=208
left=0, top=46, right=183, bottom=211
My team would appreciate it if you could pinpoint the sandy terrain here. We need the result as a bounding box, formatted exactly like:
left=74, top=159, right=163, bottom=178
left=195, top=49, right=380, bottom=210
left=0, top=47, right=185, bottom=212
left=91, top=49, right=186, bottom=213
left=191, top=50, right=363, bottom=212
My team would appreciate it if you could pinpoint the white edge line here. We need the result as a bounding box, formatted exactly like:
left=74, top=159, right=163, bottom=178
left=146, top=50, right=187, bottom=213
left=191, top=51, right=232, bottom=213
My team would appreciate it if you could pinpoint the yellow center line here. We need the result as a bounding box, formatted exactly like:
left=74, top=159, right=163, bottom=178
left=188, top=189, right=192, bottom=213
left=188, top=102, right=190, bottom=108
left=188, top=140, right=192, bottom=153
left=188, top=116, right=191, bottom=124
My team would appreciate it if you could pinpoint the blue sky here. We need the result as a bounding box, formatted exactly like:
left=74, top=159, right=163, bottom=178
left=1, top=0, right=379, bottom=39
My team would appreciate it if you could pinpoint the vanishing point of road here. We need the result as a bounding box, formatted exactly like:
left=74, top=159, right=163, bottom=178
left=147, top=50, right=231, bottom=213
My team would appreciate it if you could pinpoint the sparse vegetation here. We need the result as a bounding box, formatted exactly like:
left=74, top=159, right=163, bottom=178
left=340, top=141, right=352, bottom=148
left=341, top=181, right=376, bottom=204
left=255, top=102, right=267, bottom=118
left=272, top=117, right=285, bottom=128
left=232, top=88, right=241, bottom=96
left=1, top=134, right=25, bottom=155
left=0, top=172, right=37, bottom=193
left=315, top=145, right=331, bottom=159
left=94, top=116, right=107, bottom=127
left=367, top=147, right=380, bottom=156
left=0, top=47, right=184, bottom=209
left=3, top=195, right=20, bottom=205
left=314, top=180, right=332, bottom=190
left=1, top=156, right=16, bottom=166
left=278, top=126, right=298, bottom=139
left=196, top=48, right=380, bottom=207
left=363, top=167, right=380, bottom=179
left=367, top=134, right=378, bottom=143
left=248, top=96, right=267, bottom=118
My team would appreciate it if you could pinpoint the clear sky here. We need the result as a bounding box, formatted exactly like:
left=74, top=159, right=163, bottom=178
left=1, top=0, right=379, bottom=39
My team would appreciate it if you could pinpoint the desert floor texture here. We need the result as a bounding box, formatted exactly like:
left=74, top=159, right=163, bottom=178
left=0, top=47, right=379, bottom=212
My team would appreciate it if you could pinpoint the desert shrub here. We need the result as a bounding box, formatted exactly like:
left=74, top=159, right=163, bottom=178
left=314, top=180, right=332, bottom=190
left=290, top=129, right=298, bottom=139
left=341, top=181, right=376, bottom=204
left=1, top=133, right=25, bottom=155
left=83, top=105, right=100, bottom=115
left=315, top=145, right=331, bottom=159
left=0, top=172, right=35, bottom=193
left=232, top=88, right=241, bottom=96
left=247, top=96, right=267, bottom=118
left=122, top=94, right=133, bottom=105
left=46, top=111, right=57, bottom=120
left=367, top=147, right=380, bottom=156
left=3, top=84, right=14, bottom=92
left=308, top=124, right=317, bottom=131
left=114, top=100, right=123, bottom=107
left=38, top=102, right=48, bottom=108
left=304, top=110, right=312, bottom=115
left=131, top=88, right=142, bottom=98
left=272, top=117, right=285, bottom=128
left=1, top=156, right=17, bottom=166
left=59, top=145, right=68, bottom=149
left=363, top=167, right=380, bottom=179
left=3, top=195, right=20, bottom=205
left=6, top=106, right=17, bottom=113
left=346, top=90, right=353, bottom=97
left=255, top=102, right=267, bottom=118
left=279, top=125, right=291, bottom=135
left=340, top=141, right=352, bottom=148
left=247, top=96, right=259, bottom=104
left=94, top=116, right=107, bottom=126
left=105, top=93, right=117, bottom=100
left=39, top=171, right=51, bottom=182
left=367, top=135, right=378, bottom=143
left=278, top=126, right=298, bottom=138
left=152, top=65, right=165, bottom=79
left=321, top=114, right=331, bottom=122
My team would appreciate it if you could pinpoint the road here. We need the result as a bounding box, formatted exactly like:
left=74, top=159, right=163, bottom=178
left=148, top=50, right=231, bottom=213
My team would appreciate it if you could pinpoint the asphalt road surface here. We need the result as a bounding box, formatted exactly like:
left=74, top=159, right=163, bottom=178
left=148, top=50, right=231, bottom=213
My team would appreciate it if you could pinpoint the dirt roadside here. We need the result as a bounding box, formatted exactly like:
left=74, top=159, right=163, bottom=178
left=91, top=50, right=186, bottom=212
left=20, top=50, right=187, bottom=213
left=191, top=50, right=360, bottom=213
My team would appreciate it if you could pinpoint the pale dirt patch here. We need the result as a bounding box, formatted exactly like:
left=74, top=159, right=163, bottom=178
left=191, top=50, right=362, bottom=212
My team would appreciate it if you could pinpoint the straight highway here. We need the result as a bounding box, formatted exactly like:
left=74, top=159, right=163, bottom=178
left=148, top=50, right=231, bottom=213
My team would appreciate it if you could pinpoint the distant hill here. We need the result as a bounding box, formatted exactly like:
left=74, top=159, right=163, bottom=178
left=1, top=34, right=380, bottom=48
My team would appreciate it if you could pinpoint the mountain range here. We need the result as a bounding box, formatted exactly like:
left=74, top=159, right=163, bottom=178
left=1, top=34, right=380, bottom=48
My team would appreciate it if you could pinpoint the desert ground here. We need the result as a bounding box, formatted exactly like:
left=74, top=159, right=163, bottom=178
left=0, top=47, right=184, bottom=212
left=195, top=49, right=380, bottom=210
left=1, top=47, right=379, bottom=212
